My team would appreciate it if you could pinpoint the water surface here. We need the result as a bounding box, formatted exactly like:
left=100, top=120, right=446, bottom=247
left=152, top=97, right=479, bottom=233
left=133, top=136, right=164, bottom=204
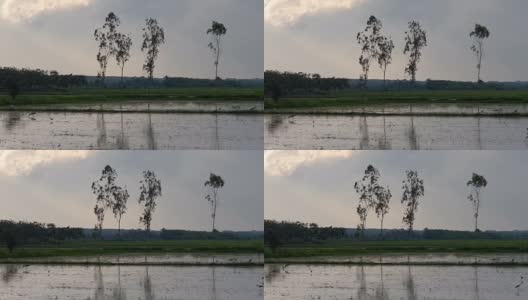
left=0, top=264, right=263, bottom=299
left=0, top=111, right=263, bottom=150
left=265, top=263, right=528, bottom=299
left=265, top=114, right=528, bottom=150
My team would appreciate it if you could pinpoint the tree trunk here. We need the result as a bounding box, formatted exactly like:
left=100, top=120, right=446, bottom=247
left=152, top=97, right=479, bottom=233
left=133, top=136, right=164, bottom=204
left=383, top=66, right=387, bottom=90
left=121, top=65, right=125, bottom=87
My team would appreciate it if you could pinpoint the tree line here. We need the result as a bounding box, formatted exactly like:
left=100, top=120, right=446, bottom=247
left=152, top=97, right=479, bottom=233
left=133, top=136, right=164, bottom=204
left=94, top=12, right=228, bottom=86
left=353, top=165, right=487, bottom=237
left=264, top=220, right=346, bottom=251
left=0, top=220, right=83, bottom=253
left=91, top=165, right=225, bottom=238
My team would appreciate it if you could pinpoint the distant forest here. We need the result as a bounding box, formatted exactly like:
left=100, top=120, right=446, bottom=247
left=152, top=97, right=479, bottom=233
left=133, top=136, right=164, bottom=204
left=0, top=219, right=262, bottom=252
left=264, top=70, right=528, bottom=97
left=264, top=220, right=528, bottom=249
left=0, top=67, right=262, bottom=92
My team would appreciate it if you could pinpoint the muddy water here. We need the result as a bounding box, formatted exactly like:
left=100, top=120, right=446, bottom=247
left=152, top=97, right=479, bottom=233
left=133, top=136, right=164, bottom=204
left=265, top=114, right=528, bottom=150
left=0, top=111, right=263, bottom=150
left=265, top=264, right=528, bottom=299
left=0, top=264, right=263, bottom=299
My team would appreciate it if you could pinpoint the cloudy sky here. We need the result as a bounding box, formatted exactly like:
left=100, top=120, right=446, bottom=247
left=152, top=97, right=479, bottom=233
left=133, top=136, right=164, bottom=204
left=265, top=0, right=528, bottom=81
left=265, top=150, right=528, bottom=231
left=0, top=150, right=263, bottom=231
left=0, top=0, right=263, bottom=78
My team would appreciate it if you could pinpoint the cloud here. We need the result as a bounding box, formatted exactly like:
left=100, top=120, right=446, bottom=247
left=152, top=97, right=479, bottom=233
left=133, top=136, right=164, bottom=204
left=265, top=0, right=363, bottom=27
left=1, top=0, right=93, bottom=23
left=265, top=150, right=355, bottom=176
left=0, top=150, right=91, bottom=176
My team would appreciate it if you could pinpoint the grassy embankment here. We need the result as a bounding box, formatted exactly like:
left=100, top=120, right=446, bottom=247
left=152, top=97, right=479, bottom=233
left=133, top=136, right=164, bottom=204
left=265, top=90, right=528, bottom=110
left=266, top=239, right=528, bottom=259
left=0, top=239, right=263, bottom=259
left=0, top=87, right=263, bottom=107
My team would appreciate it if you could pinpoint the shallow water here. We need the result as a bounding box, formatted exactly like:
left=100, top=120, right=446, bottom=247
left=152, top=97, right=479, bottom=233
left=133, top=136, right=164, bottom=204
left=265, top=114, right=528, bottom=150
left=1, top=253, right=264, bottom=265
left=0, top=111, right=263, bottom=150
left=265, top=264, right=528, bottom=299
left=0, top=264, right=263, bottom=299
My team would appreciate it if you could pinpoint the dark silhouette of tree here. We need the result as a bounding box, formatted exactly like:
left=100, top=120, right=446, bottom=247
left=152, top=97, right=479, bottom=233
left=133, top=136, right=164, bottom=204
left=138, top=170, right=162, bottom=235
left=5, top=233, right=16, bottom=253
left=94, top=12, right=120, bottom=86
left=401, top=170, right=425, bottom=232
left=375, top=186, right=391, bottom=235
left=112, top=186, right=129, bottom=237
left=378, top=36, right=395, bottom=90
left=403, top=21, right=427, bottom=83
left=207, top=21, right=227, bottom=80
left=204, top=173, right=225, bottom=232
left=467, top=173, right=488, bottom=232
left=357, top=16, right=383, bottom=88
left=6, top=79, right=20, bottom=101
left=270, top=80, right=282, bottom=102
left=141, top=18, right=165, bottom=80
left=354, top=165, right=383, bottom=235
left=115, top=32, right=133, bottom=85
left=91, top=165, right=119, bottom=236
left=470, top=24, right=490, bottom=83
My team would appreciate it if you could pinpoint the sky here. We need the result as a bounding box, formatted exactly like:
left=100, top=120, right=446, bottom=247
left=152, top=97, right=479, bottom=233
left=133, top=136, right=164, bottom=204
left=265, top=150, right=528, bottom=231
left=0, top=150, right=263, bottom=231
left=265, top=0, right=528, bottom=81
left=0, top=0, right=263, bottom=79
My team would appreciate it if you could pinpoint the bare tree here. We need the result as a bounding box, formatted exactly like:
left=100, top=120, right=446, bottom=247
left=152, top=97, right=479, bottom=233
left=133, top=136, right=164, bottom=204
left=204, top=173, right=225, bottom=232
left=403, top=21, right=427, bottom=83
left=94, top=12, right=120, bottom=86
left=467, top=173, right=488, bottom=232
left=138, top=171, right=162, bottom=235
left=91, top=165, right=119, bottom=235
left=207, top=21, right=227, bottom=80
left=375, top=186, right=391, bottom=235
left=378, top=36, right=395, bottom=90
left=354, top=165, right=382, bottom=235
left=115, top=33, right=133, bottom=86
left=401, top=170, right=425, bottom=232
left=470, top=24, right=490, bottom=83
left=112, top=186, right=129, bottom=237
left=141, top=18, right=165, bottom=80
left=357, top=16, right=383, bottom=88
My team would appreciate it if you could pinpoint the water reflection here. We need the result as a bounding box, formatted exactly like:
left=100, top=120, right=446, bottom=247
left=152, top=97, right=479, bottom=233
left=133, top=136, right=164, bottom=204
left=4, top=111, right=23, bottom=131
left=1, top=264, right=20, bottom=284
left=265, top=114, right=528, bottom=150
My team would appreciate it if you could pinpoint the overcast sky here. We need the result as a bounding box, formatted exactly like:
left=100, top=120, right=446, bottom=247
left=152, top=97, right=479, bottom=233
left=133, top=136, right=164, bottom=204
left=265, top=150, right=528, bottom=231
left=265, top=0, right=528, bottom=81
left=0, top=150, right=263, bottom=231
left=0, top=0, right=263, bottom=79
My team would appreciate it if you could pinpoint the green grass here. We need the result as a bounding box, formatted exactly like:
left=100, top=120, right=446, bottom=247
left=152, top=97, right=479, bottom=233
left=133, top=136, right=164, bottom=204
left=0, top=87, right=263, bottom=106
left=265, top=90, right=528, bottom=109
left=266, top=240, right=528, bottom=258
left=0, top=239, right=263, bottom=259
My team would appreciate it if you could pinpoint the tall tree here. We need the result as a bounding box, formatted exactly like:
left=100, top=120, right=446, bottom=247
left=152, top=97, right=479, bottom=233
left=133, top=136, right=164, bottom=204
left=204, top=173, right=225, bottom=232
left=401, top=170, right=425, bottom=232
left=375, top=186, right=391, bottom=235
left=207, top=21, right=227, bottom=80
left=403, top=21, right=427, bottom=83
left=91, top=165, right=119, bottom=235
left=115, top=33, right=133, bottom=85
left=94, top=12, right=120, bottom=85
left=354, top=165, right=382, bottom=235
left=377, top=36, right=395, bottom=90
left=467, top=173, right=488, bottom=232
left=356, top=16, right=383, bottom=88
left=112, top=186, right=129, bottom=237
left=141, top=18, right=165, bottom=80
left=138, top=171, right=162, bottom=234
left=470, top=24, right=490, bottom=83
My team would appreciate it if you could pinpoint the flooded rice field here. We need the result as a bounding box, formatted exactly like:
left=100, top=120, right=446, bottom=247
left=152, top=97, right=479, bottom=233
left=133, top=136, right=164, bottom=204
left=265, top=263, right=528, bottom=299
left=0, top=253, right=264, bottom=266
left=0, top=264, right=263, bottom=300
left=0, top=111, right=263, bottom=150
left=265, top=114, right=528, bottom=150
